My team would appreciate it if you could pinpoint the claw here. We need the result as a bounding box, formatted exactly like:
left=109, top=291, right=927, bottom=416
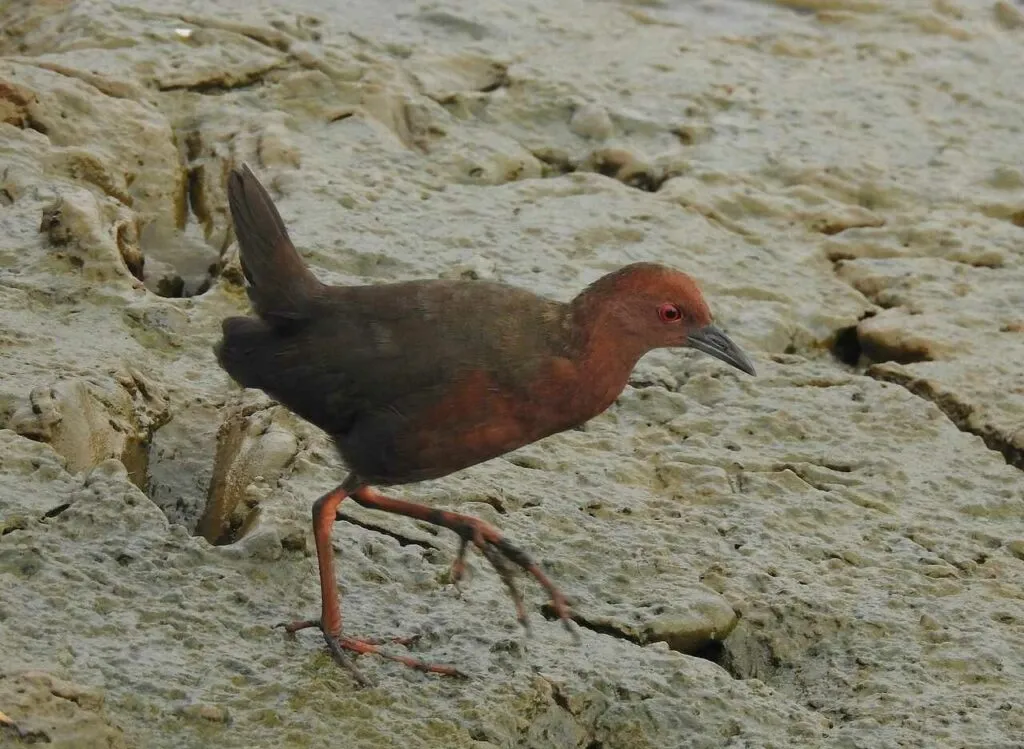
left=282, top=618, right=464, bottom=682
left=346, top=487, right=576, bottom=653
left=480, top=542, right=530, bottom=632
left=449, top=536, right=471, bottom=587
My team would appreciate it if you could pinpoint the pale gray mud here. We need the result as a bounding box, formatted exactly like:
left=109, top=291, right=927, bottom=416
left=1, top=1, right=1022, bottom=747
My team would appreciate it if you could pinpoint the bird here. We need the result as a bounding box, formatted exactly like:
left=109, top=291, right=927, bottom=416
left=215, top=164, right=756, bottom=683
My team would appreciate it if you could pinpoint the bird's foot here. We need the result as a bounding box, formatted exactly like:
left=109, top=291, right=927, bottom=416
left=347, top=487, right=578, bottom=640
left=445, top=515, right=577, bottom=639
left=276, top=619, right=466, bottom=683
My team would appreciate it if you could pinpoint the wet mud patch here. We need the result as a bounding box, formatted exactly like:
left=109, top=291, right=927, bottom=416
left=137, top=217, right=221, bottom=298
left=145, top=400, right=221, bottom=529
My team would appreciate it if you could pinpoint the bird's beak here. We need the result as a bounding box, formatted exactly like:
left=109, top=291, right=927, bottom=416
left=686, top=324, right=756, bottom=376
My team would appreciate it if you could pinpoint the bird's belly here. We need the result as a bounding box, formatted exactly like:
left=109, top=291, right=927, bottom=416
left=346, top=402, right=562, bottom=485
left=413, top=409, right=548, bottom=476
left=342, top=372, right=602, bottom=485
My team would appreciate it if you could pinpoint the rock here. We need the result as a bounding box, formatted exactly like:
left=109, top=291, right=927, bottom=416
left=9, top=370, right=169, bottom=485
left=993, top=0, right=1024, bottom=29
left=410, top=53, right=508, bottom=102
left=195, top=393, right=300, bottom=544
left=643, top=591, right=739, bottom=653
left=38, top=190, right=146, bottom=286
left=0, top=672, right=127, bottom=749
left=569, top=102, right=614, bottom=140
left=0, top=59, right=182, bottom=221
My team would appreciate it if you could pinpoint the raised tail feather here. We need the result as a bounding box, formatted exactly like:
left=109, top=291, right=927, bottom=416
left=227, top=163, right=322, bottom=324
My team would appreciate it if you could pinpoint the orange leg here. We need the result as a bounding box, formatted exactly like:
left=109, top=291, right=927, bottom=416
left=279, top=484, right=464, bottom=683
left=350, top=487, right=575, bottom=636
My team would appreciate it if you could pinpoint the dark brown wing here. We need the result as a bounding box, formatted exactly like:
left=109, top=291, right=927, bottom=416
left=218, top=279, right=572, bottom=446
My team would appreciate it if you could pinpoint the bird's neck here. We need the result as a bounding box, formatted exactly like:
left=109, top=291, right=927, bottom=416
left=566, top=294, right=649, bottom=413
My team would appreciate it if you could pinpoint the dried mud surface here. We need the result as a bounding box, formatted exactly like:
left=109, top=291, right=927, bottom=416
left=1, top=1, right=1023, bottom=747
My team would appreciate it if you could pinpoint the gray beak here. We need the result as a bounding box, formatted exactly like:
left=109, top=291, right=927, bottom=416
left=687, top=324, right=756, bottom=376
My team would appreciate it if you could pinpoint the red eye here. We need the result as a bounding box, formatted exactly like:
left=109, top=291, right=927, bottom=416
left=658, top=303, right=683, bottom=323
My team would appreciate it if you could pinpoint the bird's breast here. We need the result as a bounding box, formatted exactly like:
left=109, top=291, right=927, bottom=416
left=369, top=356, right=626, bottom=483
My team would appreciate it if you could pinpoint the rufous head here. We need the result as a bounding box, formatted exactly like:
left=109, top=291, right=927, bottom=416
left=572, top=262, right=755, bottom=375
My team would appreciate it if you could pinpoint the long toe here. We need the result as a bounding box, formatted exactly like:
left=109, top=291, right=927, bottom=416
left=465, top=521, right=574, bottom=633
left=334, top=635, right=467, bottom=678
left=277, top=618, right=321, bottom=634
left=278, top=617, right=463, bottom=682
left=479, top=542, right=530, bottom=631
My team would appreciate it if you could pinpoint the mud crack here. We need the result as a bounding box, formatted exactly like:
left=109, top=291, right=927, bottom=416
left=867, top=364, right=1023, bottom=471
left=539, top=604, right=731, bottom=668
left=156, top=62, right=284, bottom=94
left=827, top=259, right=1023, bottom=473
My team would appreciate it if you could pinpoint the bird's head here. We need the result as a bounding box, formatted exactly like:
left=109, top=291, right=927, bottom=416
left=572, top=262, right=756, bottom=375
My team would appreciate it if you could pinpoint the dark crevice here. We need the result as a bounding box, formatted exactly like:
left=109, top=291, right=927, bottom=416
left=42, top=502, right=71, bottom=519
left=186, top=165, right=212, bottom=235
left=860, top=338, right=934, bottom=366
left=198, top=506, right=254, bottom=546
left=530, top=147, right=667, bottom=193
left=478, top=77, right=507, bottom=94
left=335, top=510, right=438, bottom=549
left=24, top=116, right=48, bottom=136
left=550, top=683, right=571, bottom=713
left=688, top=638, right=726, bottom=664
left=477, top=495, right=507, bottom=514
left=532, top=148, right=575, bottom=177
left=541, top=604, right=640, bottom=644
left=831, top=325, right=862, bottom=366
left=583, top=149, right=666, bottom=193
left=121, top=435, right=151, bottom=493
left=828, top=308, right=879, bottom=368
